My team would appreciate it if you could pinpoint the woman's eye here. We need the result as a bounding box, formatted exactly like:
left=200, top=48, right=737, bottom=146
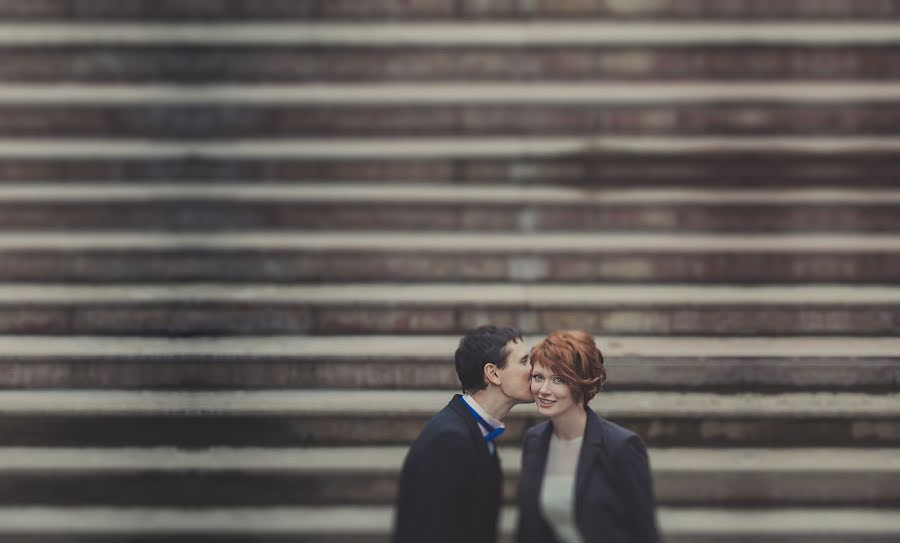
left=532, top=375, right=542, bottom=381
left=552, top=377, right=564, bottom=384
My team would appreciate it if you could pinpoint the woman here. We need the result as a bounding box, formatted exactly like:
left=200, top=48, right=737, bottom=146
left=517, top=330, right=660, bottom=543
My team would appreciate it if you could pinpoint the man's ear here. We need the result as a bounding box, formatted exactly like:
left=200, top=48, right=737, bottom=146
left=483, top=363, right=502, bottom=386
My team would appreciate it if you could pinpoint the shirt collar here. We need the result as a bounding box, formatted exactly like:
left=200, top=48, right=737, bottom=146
left=461, top=393, right=505, bottom=435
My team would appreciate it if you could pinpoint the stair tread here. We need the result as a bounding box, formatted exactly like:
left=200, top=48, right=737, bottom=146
left=0, top=445, right=897, bottom=472
left=0, top=390, right=894, bottom=416
left=2, top=22, right=900, bottom=46
left=0, top=505, right=896, bottom=534
left=3, top=334, right=900, bottom=357
left=4, top=231, right=900, bottom=252
left=4, top=283, right=900, bottom=305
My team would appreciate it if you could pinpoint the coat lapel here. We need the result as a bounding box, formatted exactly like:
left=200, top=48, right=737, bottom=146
left=574, top=408, right=607, bottom=525
left=449, top=395, right=493, bottom=465
left=519, top=419, right=553, bottom=523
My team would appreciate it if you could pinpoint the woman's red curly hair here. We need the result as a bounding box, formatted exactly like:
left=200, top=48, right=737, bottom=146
left=530, top=330, right=606, bottom=406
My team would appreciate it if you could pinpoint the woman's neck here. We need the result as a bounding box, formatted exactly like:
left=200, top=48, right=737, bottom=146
left=551, top=405, right=587, bottom=441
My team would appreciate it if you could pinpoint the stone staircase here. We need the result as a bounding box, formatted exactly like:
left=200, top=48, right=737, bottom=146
left=1, top=0, right=899, bottom=542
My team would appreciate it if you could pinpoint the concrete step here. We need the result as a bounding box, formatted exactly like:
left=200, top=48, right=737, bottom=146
left=289, top=446, right=900, bottom=506
left=4, top=232, right=900, bottom=283
left=1, top=0, right=898, bottom=21
left=1, top=335, right=898, bottom=390
left=0, top=155, right=895, bottom=185
left=12, top=184, right=900, bottom=203
left=4, top=283, right=900, bottom=335
left=0, top=505, right=897, bottom=543
left=4, top=83, right=900, bottom=106
left=2, top=136, right=900, bottom=159
left=0, top=390, right=894, bottom=447
left=0, top=46, right=900, bottom=84
left=0, top=446, right=895, bottom=506
left=204, top=103, right=900, bottom=137
left=7, top=103, right=900, bottom=137
left=2, top=23, right=900, bottom=47
left=0, top=138, right=896, bottom=189
left=71, top=45, right=896, bottom=84
left=5, top=185, right=900, bottom=231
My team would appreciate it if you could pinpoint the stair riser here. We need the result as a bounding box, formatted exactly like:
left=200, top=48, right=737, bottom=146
left=1, top=357, right=897, bottom=391
left=0, top=536, right=895, bottom=543
left=294, top=417, right=900, bottom=447
left=2, top=305, right=897, bottom=335
left=4, top=252, right=900, bottom=283
left=2, top=0, right=899, bottom=20
left=0, top=156, right=897, bottom=184
left=1, top=48, right=899, bottom=82
left=8, top=203, right=900, bottom=232
left=1, top=472, right=897, bottom=506
left=0, top=416, right=893, bottom=446
left=4, top=203, right=900, bottom=231
left=0, top=538, right=387, bottom=543
left=4, top=105, right=900, bottom=136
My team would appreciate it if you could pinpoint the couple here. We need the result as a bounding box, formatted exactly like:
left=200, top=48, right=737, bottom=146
left=393, top=325, right=660, bottom=543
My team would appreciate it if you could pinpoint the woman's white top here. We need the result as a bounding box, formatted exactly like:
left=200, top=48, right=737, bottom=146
left=539, top=433, right=585, bottom=543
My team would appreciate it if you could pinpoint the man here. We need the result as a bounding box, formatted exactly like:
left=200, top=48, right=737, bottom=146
left=393, top=325, right=534, bottom=543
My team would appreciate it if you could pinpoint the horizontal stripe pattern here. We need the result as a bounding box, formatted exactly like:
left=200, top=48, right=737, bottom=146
left=0, top=390, right=895, bottom=416
left=2, top=283, right=900, bottom=305
left=0, top=23, right=900, bottom=46
left=0, top=506, right=896, bottom=534
left=2, top=335, right=900, bottom=358
left=3, top=83, right=900, bottom=105
left=4, top=184, right=900, bottom=204
left=0, top=335, right=900, bottom=359
left=2, top=231, right=900, bottom=252
left=1, top=137, right=900, bottom=158
left=0, top=446, right=896, bottom=472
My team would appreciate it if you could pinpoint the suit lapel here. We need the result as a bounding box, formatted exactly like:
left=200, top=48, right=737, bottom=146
left=574, top=408, right=607, bottom=526
left=449, top=395, right=493, bottom=465
left=523, top=422, right=553, bottom=508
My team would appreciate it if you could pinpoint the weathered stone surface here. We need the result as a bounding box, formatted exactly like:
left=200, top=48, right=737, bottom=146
left=4, top=251, right=900, bottom=283
left=1, top=355, right=897, bottom=391
left=0, top=413, right=886, bottom=447
left=1, top=0, right=899, bottom=19
left=6, top=105, right=894, bottom=137
left=0, top=48, right=899, bottom=82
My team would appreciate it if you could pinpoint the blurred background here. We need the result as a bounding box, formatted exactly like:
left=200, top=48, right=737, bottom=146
left=0, top=0, right=898, bottom=541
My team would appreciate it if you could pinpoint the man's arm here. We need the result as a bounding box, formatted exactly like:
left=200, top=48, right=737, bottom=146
left=394, top=434, right=472, bottom=543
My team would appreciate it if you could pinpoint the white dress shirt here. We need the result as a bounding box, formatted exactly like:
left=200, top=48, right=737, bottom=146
left=540, top=433, right=584, bottom=543
left=461, top=394, right=505, bottom=454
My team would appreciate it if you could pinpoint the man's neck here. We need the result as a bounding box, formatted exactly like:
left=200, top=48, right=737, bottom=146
left=467, top=389, right=516, bottom=422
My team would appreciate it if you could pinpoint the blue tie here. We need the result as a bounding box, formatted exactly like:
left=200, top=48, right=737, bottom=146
left=462, top=400, right=506, bottom=450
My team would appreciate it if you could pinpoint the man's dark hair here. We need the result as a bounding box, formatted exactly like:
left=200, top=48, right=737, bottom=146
left=454, top=325, right=523, bottom=393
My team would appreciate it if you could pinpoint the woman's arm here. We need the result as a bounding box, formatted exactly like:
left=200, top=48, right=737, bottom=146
left=612, top=435, right=661, bottom=543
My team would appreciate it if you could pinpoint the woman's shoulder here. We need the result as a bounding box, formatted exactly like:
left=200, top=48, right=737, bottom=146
left=591, top=411, right=645, bottom=451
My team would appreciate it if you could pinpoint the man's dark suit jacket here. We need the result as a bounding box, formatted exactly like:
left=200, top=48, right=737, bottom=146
left=517, top=408, right=660, bottom=543
left=393, top=394, right=502, bottom=543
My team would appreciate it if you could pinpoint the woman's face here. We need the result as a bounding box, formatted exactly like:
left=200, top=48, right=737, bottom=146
left=530, top=361, right=579, bottom=418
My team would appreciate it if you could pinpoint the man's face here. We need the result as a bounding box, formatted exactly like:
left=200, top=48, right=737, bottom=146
left=496, top=338, right=534, bottom=403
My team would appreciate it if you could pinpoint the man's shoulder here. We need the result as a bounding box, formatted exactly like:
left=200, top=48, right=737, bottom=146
left=421, top=409, right=470, bottom=440
left=409, top=399, right=475, bottom=452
